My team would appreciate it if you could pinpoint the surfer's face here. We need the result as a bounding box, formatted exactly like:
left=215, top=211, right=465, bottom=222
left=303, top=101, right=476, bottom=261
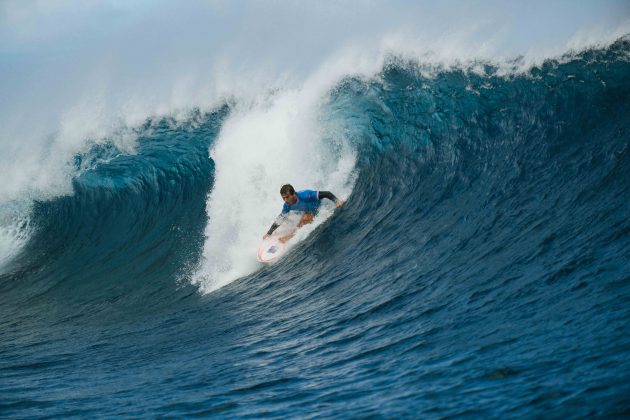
left=281, top=192, right=297, bottom=205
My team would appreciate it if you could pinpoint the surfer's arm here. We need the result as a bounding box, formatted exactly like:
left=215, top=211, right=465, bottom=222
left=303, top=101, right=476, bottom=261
left=319, top=191, right=345, bottom=208
left=265, top=222, right=280, bottom=237
left=263, top=213, right=287, bottom=239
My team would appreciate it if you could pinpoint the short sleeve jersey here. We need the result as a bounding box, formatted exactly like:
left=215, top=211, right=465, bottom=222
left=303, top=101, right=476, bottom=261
left=282, top=190, right=320, bottom=214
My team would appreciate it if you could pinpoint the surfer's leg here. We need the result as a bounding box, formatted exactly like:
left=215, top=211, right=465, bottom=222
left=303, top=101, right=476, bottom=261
left=279, top=213, right=315, bottom=243
left=297, top=212, right=314, bottom=227
left=279, top=233, right=294, bottom=243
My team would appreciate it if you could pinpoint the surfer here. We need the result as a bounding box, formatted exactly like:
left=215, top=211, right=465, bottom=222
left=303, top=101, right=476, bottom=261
left=263, top=184, right=344, bottom=243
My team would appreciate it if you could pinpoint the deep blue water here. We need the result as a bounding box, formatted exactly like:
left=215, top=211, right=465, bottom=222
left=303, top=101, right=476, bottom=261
left=1, top=39, right=629, bottom=418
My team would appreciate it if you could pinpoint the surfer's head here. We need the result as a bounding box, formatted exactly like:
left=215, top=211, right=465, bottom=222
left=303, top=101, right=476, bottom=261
left=280, top=184, right=297, bottom=205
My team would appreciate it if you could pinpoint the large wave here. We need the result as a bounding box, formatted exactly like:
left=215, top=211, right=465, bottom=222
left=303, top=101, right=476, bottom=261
left=1, top=2, right=628, bottom=274
left=2, top=37, right=627, bottom=306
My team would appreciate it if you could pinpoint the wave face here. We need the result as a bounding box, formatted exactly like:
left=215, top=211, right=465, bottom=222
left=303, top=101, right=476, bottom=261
left=1, top=40, right=630, bottom=417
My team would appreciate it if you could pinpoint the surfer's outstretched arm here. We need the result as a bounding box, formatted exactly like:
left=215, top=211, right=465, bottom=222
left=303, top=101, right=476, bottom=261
left=263, top=222, right=279, bottom=239
left=263, top=214, right=287, bottom=239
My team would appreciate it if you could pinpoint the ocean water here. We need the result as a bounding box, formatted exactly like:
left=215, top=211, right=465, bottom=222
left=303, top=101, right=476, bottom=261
left=1, top=27, right=629, bottom=419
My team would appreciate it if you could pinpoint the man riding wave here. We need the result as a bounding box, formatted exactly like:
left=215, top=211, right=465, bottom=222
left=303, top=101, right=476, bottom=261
left=263, top=184, right=345, bottom=243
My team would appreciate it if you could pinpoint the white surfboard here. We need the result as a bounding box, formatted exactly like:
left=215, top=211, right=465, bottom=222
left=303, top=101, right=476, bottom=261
left=257, top=215, right=302, bottom=263
left=257, top=236, right=288, bottom=263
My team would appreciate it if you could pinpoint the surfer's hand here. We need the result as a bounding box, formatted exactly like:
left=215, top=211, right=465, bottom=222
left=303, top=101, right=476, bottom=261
left=263, top=234, right=270, bottom=240
left=335, top=199, right=345, bottom=208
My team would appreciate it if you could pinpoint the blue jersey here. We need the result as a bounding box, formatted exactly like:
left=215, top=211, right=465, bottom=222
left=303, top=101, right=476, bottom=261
left=282, top=190, right=321, bottom=214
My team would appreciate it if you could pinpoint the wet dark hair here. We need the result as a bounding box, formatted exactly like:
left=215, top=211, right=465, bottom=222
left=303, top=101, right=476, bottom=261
left=280, top=184, right=295, bottom=195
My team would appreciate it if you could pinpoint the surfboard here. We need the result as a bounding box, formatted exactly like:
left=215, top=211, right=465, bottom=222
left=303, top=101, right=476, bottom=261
left=257, top=236, right=289, bottom=263
left=258, top=215, right=301, bottom=263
